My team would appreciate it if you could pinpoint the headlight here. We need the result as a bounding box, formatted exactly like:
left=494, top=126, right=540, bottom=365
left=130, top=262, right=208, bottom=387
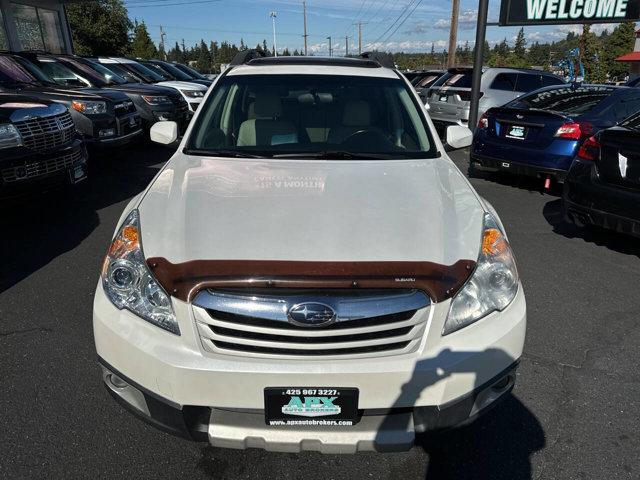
left=101, top=210, right=179, bottom=335
left=443, top=213, right=519, bottom=335
left=142, top=95, right=172, bottom=106
left=72, top=100, right=107, bottom=115
left=182, top=90, right=204, bottom=98
left=0, top=124, right=22, bottom=149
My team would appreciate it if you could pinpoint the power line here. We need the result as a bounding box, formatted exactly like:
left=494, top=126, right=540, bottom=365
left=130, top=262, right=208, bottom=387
left=371, top=0, right=417, bottom=45
left=125, top=0, right=220, bottom=8
left=378, top=0, right=423, bottom=45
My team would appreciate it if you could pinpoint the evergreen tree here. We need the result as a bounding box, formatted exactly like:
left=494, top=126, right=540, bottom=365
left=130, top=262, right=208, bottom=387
left=66, top=0, right=131, bottom=55
left=196, top=39, right=211, bottom=72
left=263, top=39, right=269, bottom=55
left=130, top=21, right=158, bottom=59
left=602, top=22, right=636, bottom=80
left=167, top=41, right=184, bottom=63
left=580, top=24, right=605, bottom=83
left=514, top=28, right=527, bottom=59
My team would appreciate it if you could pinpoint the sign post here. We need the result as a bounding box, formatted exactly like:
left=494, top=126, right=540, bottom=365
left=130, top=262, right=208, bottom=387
left=469, top=0, right=490, bottom=131
left=468, top=0, right=640, bottom=132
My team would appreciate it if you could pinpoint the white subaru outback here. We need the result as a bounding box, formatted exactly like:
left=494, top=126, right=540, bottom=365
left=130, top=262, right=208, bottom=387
left=94, top=52, right=526, bottom=454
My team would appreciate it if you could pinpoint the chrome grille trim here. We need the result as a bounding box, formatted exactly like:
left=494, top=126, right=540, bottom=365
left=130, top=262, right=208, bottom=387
left=14, top=112, right=75, bottom=152
left=1, top=147, right=83, bottom=183
left=192, top=289, right=430, bottom=359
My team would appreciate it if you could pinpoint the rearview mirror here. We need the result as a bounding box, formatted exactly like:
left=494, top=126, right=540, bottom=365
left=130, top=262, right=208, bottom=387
left=150, top=121, right=179, bottom=145
left=445, top=125, right=473, bottom=150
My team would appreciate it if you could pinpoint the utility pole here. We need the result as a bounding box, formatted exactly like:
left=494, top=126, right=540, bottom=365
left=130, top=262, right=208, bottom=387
left=302, top=1, right=308, bottom=56
left=468, top=0, right=488, bottom=131
left=326, top=36, right=332, bottom=57
left=159, top=26, right=166, bottom=59
left=353, top=22, right=367, bottom=55
left=345, top=36, right=349, bottom=57
left=270, top=11, right=278, bottom=57
left=447, top=0, right=460, bottom=67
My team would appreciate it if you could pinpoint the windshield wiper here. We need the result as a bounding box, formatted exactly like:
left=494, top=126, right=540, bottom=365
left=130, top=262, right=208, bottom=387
left=182, top=148, right=270, bottom=158
left=272, top=151, right=398, bottom=160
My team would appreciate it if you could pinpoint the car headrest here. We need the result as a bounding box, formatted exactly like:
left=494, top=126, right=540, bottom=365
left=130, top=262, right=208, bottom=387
left=254, top=93, right=282, bottom=118
left=343, top=100, right=371, bottom=127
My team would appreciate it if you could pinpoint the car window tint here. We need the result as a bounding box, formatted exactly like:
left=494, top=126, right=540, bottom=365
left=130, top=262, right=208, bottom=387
left=432, top=71, right=472, bottom=88
left=508, top=86, right=615, bottom=115
left=542, top=75, right=564, bottom=87
left=416, top=74, right=441, bottom=88
left=621, top=111, right=640, bottom=131
left=490, top=73, right=517, bottom=91
left=613, top=96, right=640, bottom=122
left=515, top=74, right=542, bottom=92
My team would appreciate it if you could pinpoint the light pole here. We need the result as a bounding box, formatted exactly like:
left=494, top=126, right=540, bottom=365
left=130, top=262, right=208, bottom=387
left=326, top=36, right=332, bottom=57
left=270, top=11, right=278, bottom=57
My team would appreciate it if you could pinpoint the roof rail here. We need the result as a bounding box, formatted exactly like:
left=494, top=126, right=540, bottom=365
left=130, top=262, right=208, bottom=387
left=359, top=51, right=395, bottom=69
left=230, top=49, right=268, bottom=66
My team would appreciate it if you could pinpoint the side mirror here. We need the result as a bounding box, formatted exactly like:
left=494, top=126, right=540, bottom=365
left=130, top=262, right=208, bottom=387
left=150, top=121, right=179, bottom=145
left=445, top=125, right=473, bottom=150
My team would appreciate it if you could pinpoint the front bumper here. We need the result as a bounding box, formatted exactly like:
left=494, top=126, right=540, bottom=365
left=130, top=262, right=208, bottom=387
left=0, top=141, right=87, bottom=198
left=94, top=283, right=526, bottom=452
left=74, top=111, right=143, bottom=147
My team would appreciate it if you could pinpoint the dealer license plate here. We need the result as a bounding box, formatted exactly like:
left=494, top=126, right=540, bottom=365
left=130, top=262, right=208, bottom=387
left=264, top=387, right=359, bottom=426
left=506, top=124, right=527, bottom=140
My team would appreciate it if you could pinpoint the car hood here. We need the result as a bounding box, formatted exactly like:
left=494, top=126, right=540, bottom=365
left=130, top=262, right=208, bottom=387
left=0, top=93, right=61, bottom=122
left=156, top=80, right=207, bottom=91
left=109, top=83, right=179, bottom=96
left=138, top=156, right=485, bottom=267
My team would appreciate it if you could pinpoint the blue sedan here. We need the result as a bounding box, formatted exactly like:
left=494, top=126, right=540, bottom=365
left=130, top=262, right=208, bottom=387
left=470, top=84, right=640, bottom=186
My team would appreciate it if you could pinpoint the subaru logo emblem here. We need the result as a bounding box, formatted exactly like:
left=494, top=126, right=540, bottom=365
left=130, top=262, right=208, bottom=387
left=288, top=303, right=336, bottom=327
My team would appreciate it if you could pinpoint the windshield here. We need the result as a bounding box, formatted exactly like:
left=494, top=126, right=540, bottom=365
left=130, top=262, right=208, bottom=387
left=187, top=73, right=437, bottom=159
left=432, top=70, right=473, bottom=88
left=29, top=57, right=89, bottom=87
left=507, top=86, right=615, bottom=115
left=411, top=73, right=442, bottom=88
left=149, top=61, right=192, bottom=81
left=621, top=111, right=640, bottom=131
left=0, top=55, right=50, bottom=85
left=176, top=63, right=207, bottom=79
left=63, top=58, right=127, bottom=86
left=126, top=62, right=166, bottom=82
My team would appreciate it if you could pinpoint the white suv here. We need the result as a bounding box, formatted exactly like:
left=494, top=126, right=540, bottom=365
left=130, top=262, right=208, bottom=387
left=94, top=52, right=526, bottom=454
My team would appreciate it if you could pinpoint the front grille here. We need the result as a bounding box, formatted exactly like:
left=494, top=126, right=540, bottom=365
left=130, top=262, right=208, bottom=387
left=114, top=100, right=136, bottom=116
left=170, top=95, right=189, bottom=112
left=192, top=289, right=430, bottom=359
left=13, top=112, right=75, bottom=152
left=1, top=147, right=83, bottom=183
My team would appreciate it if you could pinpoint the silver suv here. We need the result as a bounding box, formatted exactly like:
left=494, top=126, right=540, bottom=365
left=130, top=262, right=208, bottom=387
left=427, top=67, right=565, bottom=128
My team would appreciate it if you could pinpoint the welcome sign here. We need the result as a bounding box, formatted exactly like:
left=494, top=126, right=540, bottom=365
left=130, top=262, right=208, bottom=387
left=499, top=0, right=640, bottom=25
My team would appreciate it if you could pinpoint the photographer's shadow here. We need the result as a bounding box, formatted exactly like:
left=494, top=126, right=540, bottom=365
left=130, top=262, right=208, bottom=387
left=376, top=348, right=545, bottom=480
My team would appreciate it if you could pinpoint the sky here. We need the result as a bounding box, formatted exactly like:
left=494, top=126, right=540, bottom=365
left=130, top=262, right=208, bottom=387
left=124, top=0, right=630, bottom=55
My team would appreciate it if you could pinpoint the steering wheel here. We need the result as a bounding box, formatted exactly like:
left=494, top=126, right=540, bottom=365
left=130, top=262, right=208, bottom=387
left=342, top=129, right=395, bottom=150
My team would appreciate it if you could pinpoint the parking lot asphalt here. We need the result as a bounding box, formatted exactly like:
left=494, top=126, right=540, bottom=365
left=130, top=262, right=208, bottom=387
left=1, top=145, right=639, bottom=480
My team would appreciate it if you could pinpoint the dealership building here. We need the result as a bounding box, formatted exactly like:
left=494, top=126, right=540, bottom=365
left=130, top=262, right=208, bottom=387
left=0, top=0, right=75, bottom=54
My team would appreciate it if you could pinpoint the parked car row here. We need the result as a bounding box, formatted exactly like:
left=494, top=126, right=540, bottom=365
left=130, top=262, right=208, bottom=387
left=407, top=67, right=640, bottom=239
left=0, top=52, right=212, bottom=198
left=469, top=83, right=640, bottom=238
